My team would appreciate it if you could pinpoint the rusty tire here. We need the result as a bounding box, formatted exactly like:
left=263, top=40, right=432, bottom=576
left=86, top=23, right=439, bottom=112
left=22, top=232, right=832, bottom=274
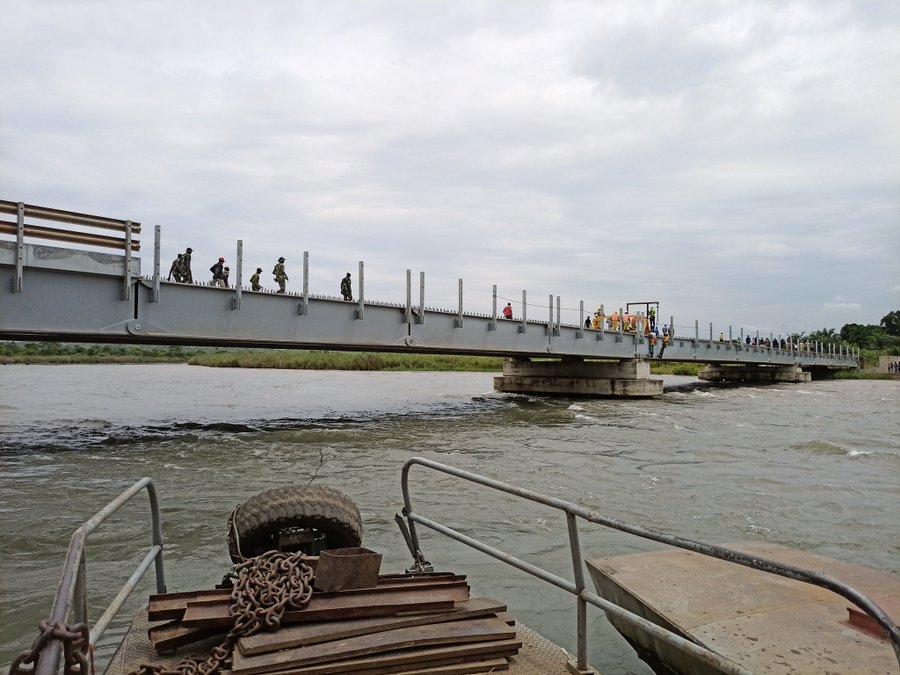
left=227, top=485, right=363, bottom=563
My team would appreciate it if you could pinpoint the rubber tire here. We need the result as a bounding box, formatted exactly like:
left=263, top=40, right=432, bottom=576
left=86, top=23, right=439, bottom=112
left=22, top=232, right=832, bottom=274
left=227, top=485, right=363, bottom=563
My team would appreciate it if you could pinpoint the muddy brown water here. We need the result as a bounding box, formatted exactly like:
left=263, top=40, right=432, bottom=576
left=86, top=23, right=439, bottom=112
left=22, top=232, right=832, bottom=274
left=1, top=364, right=897, bottom=674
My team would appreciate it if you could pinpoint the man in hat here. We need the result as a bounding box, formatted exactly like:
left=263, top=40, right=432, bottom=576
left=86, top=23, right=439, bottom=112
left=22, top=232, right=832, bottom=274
left=210, top=257, right=226, bottom=287
left=182, top=247, right=194, bottom=283
left=273, top=257, right=288, bottom=294
left=340, top=272, right=353, bottom=301
left=250, top=267, right=263, bottom=292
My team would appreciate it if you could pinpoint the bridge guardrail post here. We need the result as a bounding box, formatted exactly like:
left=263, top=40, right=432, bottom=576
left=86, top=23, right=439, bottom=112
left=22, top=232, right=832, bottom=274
left=577, top=300, right=584, bottom=339
left=14, top=202, right=24, bottom=292
left=490, top=285, right=497, bottom=331
left=598, top=304, right=604, bottom=341
left=356, top=260, right=364, bottom=320
left=456, top=279, right=463, bottom=328
left=519, top=290, right=526, bottom=334
left=670, top=316, right=674, bottom=338
left=152, top=225, right=161, bottom=303
left=555, top=295, right=560, bottom=336
left=406, top=270, right=412, bottom=324
left=695, top=319, right=699, bottom=340
left=232, top=239, right=242, bottom=310
left=418, top=272, right=425, bottom=325
left=122, top=220, right=133, bottom=301
left=546, top=294, right=553, bottom=336
left=299, top=251, right=309, bottom=316
left=709, top=322, right=713, bottom=341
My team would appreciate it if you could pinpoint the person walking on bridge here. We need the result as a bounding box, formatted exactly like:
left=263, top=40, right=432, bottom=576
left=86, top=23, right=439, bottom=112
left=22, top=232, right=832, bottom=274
left=340, top=273, right=353, bottom=301
left=210, top=257, right=226, bottom=287
left=648, top=331, right=657, bottom=357
left=273, top=257, right=288, bottom=294
left=167, top=254, right=184, bottom=282
left=502, top=303, right=513, bottom=319
left=250, top=268, right=263, bottom=292
left=182, top=247, right=194, bottom=283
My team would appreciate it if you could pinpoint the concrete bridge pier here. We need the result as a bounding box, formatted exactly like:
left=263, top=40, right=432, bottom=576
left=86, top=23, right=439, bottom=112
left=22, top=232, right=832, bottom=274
left=698, top=364, right=812, bottom=384
left=493, top=358, right=664, bottom=398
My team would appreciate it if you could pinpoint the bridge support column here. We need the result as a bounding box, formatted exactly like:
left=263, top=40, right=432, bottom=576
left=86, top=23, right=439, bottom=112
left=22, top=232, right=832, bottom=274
left=493, top=359, right=663, bottom=398
left=698, top=364, right=811, bottom=384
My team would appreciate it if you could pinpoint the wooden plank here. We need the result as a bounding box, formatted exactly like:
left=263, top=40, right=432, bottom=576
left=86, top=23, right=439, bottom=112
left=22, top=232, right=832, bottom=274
left=148, top=620, right=225, bottom=652
left=239, top=597, right=507, bottom=655
left=148, top=589, right=232, bottom=621
left=225, top=638, right=521, bottom=675
left=231, top=617, right=516, bottom=674
left=182, top=584, right=469, bottom=628
left=148, top=573, right=462, bottom=622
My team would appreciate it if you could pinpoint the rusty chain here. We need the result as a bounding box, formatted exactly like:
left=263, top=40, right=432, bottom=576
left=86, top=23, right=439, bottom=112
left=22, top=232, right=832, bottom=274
left=9, top=621, right=90, bottom=675
left=131, top=550, right=314, bottom=675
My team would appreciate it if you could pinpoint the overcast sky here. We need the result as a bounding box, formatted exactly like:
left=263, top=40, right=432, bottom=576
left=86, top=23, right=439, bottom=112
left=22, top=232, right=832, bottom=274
left=2, top=1, right=898, bottom=337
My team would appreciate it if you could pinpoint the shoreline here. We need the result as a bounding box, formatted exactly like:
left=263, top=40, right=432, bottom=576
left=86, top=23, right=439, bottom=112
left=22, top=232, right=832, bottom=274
left=2, top=345, right=895, bottom=378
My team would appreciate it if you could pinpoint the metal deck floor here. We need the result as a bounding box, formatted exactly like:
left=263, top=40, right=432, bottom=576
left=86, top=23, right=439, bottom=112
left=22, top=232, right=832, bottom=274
left=587, top=541, right=899, bottom=674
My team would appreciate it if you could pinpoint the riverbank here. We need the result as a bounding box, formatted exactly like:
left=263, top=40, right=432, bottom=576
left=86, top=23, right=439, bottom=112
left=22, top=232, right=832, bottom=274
left=0, top=345, right=703, bottom=374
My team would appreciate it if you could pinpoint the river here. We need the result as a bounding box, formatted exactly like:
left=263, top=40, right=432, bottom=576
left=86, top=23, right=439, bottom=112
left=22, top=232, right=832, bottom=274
left=1, top=364, right=898, bottom=674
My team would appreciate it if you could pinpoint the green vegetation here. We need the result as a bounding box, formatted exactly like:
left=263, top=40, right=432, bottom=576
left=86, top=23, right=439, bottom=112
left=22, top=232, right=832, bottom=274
left=187, top=350, right=505, bottom=371
left=649, top=362, right=704, bottom=376
left=0, top=342, right=204, bottom=364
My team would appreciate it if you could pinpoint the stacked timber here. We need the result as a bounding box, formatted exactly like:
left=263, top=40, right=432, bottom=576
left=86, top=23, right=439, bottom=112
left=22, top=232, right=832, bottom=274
left=146, top=571, right=520, bottom=675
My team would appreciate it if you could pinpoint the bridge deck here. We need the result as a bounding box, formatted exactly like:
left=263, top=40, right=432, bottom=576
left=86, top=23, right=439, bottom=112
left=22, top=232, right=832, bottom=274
left=0, top=240, right=856, bottom=369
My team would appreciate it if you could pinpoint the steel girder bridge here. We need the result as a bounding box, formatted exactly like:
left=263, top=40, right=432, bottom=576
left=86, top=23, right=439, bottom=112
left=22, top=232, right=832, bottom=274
left=0, top=200, right=858, bottom=397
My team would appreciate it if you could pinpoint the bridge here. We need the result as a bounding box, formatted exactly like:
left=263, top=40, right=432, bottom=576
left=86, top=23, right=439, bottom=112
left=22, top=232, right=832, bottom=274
left=0, top=200, right=858, bottom=397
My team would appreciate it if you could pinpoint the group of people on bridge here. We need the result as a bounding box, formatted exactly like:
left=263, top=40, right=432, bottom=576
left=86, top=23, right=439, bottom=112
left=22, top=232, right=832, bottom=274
left=166, top=248, right=355, bottom=300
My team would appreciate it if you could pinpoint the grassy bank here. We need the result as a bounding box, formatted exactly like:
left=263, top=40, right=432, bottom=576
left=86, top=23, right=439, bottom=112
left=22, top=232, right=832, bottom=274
left=2, top=342, right=704, bottom=374
left=4, top=343, right=889, bottom=378
left=187, top=350, right=505, bottom=371
left=0, top=343, right=204, bottom=365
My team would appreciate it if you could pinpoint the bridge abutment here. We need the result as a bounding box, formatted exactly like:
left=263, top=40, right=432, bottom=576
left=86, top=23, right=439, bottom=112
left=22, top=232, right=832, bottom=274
left=698, top=364, right=811, bottom=384
left=493, top=358, right=663, bottom=397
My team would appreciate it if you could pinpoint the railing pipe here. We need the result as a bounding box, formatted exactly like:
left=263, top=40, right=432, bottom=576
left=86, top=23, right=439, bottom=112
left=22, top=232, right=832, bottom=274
left=400, top=457, right=900, bottom=668
left=33, top=478, right=165, bottom=675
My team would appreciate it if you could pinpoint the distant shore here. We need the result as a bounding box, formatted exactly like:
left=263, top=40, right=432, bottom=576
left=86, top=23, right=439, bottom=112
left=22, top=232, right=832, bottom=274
left=2, top=344, right=895, bottom=378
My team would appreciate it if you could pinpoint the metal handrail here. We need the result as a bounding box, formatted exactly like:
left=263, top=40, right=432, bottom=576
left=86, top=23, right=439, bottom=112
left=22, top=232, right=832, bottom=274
left=33, top=478, right=166, bottom=675
left=400, top=457, right=900, bottom=672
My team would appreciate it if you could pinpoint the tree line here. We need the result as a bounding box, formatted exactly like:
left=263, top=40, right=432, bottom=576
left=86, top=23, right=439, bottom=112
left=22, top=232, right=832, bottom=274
left=803, top=310, right=900, bottom=352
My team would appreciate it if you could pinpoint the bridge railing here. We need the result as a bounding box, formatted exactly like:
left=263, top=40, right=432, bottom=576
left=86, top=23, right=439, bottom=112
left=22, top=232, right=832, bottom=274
left=0, top=200, right=141, bottom=296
